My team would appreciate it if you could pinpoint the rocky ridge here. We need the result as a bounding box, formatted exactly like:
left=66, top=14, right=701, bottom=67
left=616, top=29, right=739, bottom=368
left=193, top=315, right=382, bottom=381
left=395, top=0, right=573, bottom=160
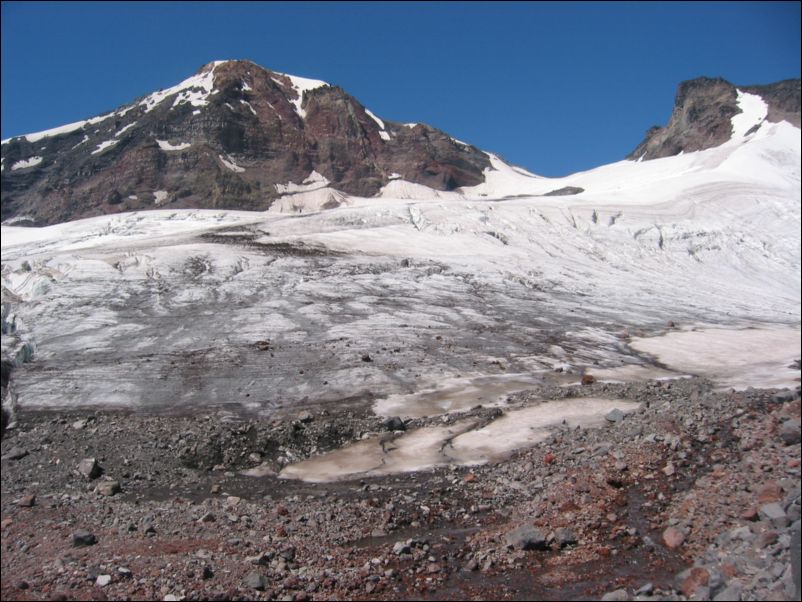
left=1, top=60, right=490, bottom=225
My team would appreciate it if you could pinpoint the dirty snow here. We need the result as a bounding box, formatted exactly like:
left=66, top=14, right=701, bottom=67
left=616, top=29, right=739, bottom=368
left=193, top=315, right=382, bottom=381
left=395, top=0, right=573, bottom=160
left=280, top=398, right=639, bottom=482
left=630, top=326, right=801, bottom=390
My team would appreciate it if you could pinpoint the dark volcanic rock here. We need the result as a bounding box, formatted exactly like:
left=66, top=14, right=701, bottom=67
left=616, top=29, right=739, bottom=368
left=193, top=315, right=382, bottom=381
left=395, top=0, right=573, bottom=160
left=543, top=186, right=584, bottom=197
left=1, top=60, right=490, bottom=226
left=627, top=77, right=800, bottom=161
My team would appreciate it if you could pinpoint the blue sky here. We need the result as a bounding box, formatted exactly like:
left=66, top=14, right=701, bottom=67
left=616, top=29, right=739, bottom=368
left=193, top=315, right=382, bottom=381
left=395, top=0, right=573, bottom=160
left=1, top=2, right=799, bottom=177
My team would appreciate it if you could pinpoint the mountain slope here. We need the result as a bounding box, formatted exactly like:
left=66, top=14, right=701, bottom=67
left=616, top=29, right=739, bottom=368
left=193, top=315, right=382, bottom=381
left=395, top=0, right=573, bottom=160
left=1, top=80, right=799, bottom=414
left=1, top=60, right=490, bottom=225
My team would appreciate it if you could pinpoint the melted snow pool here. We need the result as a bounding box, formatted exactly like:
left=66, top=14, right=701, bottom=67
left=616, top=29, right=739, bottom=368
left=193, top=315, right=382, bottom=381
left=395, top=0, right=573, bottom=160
left=279, top=397, right=638, bottom=482
left=630, top=326, right=801, bottom=391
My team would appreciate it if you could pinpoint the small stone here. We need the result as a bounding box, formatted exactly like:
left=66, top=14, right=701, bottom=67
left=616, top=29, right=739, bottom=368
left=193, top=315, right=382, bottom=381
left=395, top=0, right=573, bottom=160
left=758, top=530, right=779, bottom=548
left=2, top=446, right=28, bottom=461
left=605, top=408, right=625, bottom=423
left=202, top=565, right=214, bottom=579
left=361, top=354, right=373, bottom=362
left=210, top=484, right=221, bottom=494
left=1, top=517, right=13, bottom=530
left=77, top=458, right=102, bottom=480
left=505, top=525, right=548, bottom=551
left=757, top=482, right=784, bottom=504
left=741, top=506, right=759, bottom=521
left=759, top=503, right=789, bottom=528
left=581, top=374, right=595, bottom=385
left=393, top=541, right=412, bottom=555
left=634, top=582, right=653, bottom=595
left=600, top=589, right=629, bottom=601
left=553, top=527, right=578, bottom=548
left=464, top=473, right=477, bottom=483
left=72, top=530, right=97, bottom=547
left=96, top=575, right=112, bottom=587
left=298, top=411, right=313, bottom=423
left=198, top=512, right=216, bottom=523
left=662, top=462, right=676, bottom=476
left=247, top=552, right=271, bottom=565
left=244, top=571, right=266, bottom=590
left=780, top=422, right=801, bottom=445
left=225, top=495, right=241, bottom=507
left=662, top=526, right=685, bottom=549
left=383, top=416, right=406, bottom=431
left=72, top=418, right=89, bottom=430
left=680, top=567, right=709, bottom=597
left=117, top=567, right=132, bottom=579
left=96, top=480, right=121, bottom=496
left=713, top=583, right=742, bottom=601
left=17, top=494, right=35, bottom=507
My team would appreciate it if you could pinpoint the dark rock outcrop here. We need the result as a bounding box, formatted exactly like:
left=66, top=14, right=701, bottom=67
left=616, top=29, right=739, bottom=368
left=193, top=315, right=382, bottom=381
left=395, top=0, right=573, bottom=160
left=627, top=77, right=801, bottom=161
left=1, top=60, right=490, bottom=226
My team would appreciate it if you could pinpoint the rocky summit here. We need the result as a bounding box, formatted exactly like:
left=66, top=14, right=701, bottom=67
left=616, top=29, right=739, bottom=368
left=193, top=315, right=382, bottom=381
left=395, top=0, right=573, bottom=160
left=1, top=59, right=490, bottom=225
left=627, top=76, right=800, bottom=160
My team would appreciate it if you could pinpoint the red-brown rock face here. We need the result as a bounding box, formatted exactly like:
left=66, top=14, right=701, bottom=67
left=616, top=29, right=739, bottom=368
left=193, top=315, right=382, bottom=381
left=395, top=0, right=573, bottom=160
left=1, top=60, right=491, bottom=225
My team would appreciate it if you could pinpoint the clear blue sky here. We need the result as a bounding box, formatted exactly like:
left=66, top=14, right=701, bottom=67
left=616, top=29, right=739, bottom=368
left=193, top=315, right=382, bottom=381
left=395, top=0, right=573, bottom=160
left=2, top=1, right=799, bottom=177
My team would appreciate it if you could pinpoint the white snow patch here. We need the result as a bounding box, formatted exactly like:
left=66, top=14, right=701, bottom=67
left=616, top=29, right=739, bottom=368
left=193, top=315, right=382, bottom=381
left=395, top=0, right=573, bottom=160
left=241, top=80, right=252, bottom=92
left=2, top=105, right=136, bottom=145
left=219, top=155, right=245, bottom=173
left=272, top=72, right=328, bottom=119
left=379, top=131, right=391, bottom=141
left=731, top=90, right=768, bottom=139
left=269, top=187, right=349, bottom=214
left=364, top=108, right=385, bottom=130
left=157, top=140, right=191, bottom=151
left=240, top=99, right=257, bottom=115
left=153, top=190, right=168, bottom=205
left=71, top=134, right=90, bottom=149
left=378, top=179, right=459, bottom=200
left=275, top=170, right=330, bottom=194
left=127, top=195, right=138, bottom=200
left=404, top=123, right=418, bottom=128
left=113, top=122, right=137, bottom=138
left=11, top=156, right=43, bottom=170
left=91, top=140, right=118, bottom=155
left=140, top=63, right=218, bottom=113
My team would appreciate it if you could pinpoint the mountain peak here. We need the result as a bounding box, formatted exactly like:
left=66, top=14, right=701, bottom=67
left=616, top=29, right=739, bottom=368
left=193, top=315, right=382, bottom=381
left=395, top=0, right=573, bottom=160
left=1, top=59, right=488, bottom=225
